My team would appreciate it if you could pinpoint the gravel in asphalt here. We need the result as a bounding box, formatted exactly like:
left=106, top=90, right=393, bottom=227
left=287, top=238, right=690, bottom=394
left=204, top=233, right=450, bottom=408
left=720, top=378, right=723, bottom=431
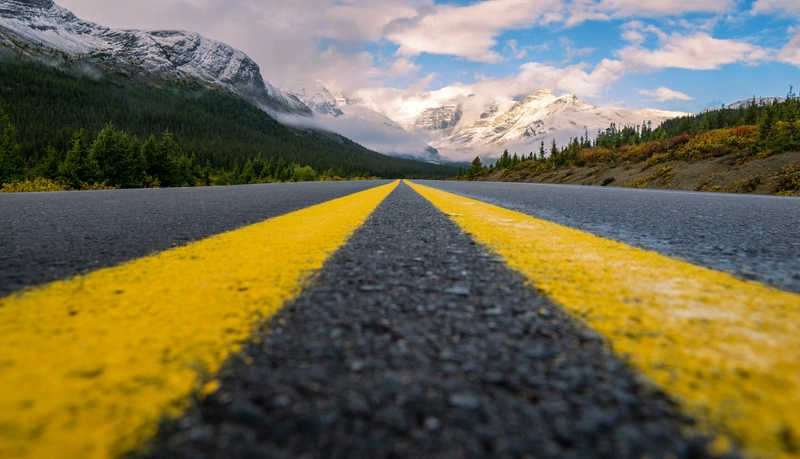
left=141, top=183, right=725, bottom=459
left=417, top=181, right=800, bottom=294
left=0, top=181, right=389, bottom=295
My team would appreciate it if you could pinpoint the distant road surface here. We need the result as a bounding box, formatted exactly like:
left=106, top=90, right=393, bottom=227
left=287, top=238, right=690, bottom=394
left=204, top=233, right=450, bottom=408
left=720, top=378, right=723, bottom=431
left=417, top=180, right=800, bottom=294
left=1, top=180, right=798, bottom=458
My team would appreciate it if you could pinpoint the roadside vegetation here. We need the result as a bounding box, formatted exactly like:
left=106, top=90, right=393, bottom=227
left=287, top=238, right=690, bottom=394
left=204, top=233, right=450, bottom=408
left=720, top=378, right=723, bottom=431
left=0, top=109, right=367, bottom=192
left=458, top=88, right=800, bottom=196
left=0, top=59, right=455, bottom=192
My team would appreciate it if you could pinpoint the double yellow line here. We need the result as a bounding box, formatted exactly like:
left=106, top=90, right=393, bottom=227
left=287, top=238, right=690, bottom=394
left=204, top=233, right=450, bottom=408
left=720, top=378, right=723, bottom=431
left=1, top=180, right=799, bottom=458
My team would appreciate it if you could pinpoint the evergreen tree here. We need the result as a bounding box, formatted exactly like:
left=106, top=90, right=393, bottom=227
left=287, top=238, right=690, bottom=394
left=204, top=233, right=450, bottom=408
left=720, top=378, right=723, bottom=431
left=784, top=86, right=798, bottom=149
left=744, top=97, right=759, bottom=125
left=37, top=145, right=61, bottom=179
left=156, top=131, right=182, bottom=186
left=91, top=124, right=135, bottom=187
left=468, top=156, right=483, bottom=178
left=58, top=130, right=99, bottom=188
left=0, top=105, right=24, bottom=184
left=758, top=103, right=777, bottom=143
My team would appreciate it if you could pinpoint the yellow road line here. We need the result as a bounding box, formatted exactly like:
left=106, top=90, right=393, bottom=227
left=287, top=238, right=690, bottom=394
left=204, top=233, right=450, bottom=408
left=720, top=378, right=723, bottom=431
left=407, top=180, right=800, bottom=459
left=0, top=180, right=398, bottom=459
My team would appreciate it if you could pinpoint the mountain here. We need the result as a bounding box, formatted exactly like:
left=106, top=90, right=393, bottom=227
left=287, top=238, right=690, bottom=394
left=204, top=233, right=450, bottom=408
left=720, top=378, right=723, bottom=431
left=0, top=59, right=458, bottom=179
left=0, top=0, right=311, bottom=117
left=282, top=80, right=441, bottom=162
left=726, top=97, right=785, bottom=110
left=414, top=90, right=687, bottom=159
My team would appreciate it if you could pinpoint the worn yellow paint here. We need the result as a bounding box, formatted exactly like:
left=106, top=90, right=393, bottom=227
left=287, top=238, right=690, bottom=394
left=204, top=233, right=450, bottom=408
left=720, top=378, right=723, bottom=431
left=0, top=181, right=398, bottom=459
left=407, top=180, right=800, bottom=459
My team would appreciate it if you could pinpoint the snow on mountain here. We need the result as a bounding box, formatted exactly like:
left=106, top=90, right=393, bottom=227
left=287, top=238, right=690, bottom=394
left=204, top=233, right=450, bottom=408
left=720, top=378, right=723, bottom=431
left=412, top=90, right=687, bottom=160
left=0, top=0, right=311, bottom=117
left=414, top=103, right=462, bottom=135
left=726, top=97, right=785, bottom=110
left=283, top=79, right=440, bottom=161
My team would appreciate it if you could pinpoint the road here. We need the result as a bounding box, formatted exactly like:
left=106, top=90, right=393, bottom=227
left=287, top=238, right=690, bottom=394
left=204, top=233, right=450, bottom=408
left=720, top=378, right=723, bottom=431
left=0, top=180, right=390, bottom=295
left=1, top=180, right=798, bottom=458
left=417, top=180, right=800, bottom=294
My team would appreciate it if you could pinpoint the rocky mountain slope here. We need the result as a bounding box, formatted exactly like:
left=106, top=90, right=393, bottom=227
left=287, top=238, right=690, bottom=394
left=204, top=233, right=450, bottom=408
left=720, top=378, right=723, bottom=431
left=0, top=0, right=311, bottom=117
left=283, top=80, right=441, bottom=161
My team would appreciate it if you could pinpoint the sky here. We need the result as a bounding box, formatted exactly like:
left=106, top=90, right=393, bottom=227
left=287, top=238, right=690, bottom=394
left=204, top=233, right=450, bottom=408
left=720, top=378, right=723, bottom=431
left=56, top=0, right=800, bottom=115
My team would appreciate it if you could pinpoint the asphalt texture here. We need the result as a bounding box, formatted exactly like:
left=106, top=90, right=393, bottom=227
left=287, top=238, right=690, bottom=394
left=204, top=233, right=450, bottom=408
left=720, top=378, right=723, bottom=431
left=0, top=181, right=390, bottom=295
left=141, top=183, right=723, bottom=459
left=417, top=181, right=800, bottom=294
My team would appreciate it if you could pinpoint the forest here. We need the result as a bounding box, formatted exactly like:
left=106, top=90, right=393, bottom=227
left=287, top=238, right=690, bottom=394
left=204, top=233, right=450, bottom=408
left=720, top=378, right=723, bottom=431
left=460, top=88, right=800, bottom=186
left=0, top=59, right=456, bottom=191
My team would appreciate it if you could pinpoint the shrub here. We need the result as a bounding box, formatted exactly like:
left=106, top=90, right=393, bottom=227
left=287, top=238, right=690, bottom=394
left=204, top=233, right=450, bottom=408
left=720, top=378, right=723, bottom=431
left=732, top=174, right=765, bottom=193
left=0, top=177, right=68, bottom=193
left=775, top=164, right=800, bottom=196
left=575, top=148, right=614, bottom=167
left=675, top=127, right=757, bottom=162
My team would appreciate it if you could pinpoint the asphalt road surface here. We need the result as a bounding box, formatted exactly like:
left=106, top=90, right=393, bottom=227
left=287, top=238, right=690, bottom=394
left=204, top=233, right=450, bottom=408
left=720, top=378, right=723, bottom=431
left=142, top=183, right=717, bottom=458
left=0, top=181, right=390, bottom=295
left=5, top=180, right=799, bottom=458
left=415, top=181, right=800, bottom=294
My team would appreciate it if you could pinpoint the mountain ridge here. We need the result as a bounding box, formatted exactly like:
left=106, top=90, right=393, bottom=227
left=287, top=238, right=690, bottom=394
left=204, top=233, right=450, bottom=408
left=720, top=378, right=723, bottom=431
left=421, top=90, right=688, bottom=158
left=0, top=0, right=311, bottom=117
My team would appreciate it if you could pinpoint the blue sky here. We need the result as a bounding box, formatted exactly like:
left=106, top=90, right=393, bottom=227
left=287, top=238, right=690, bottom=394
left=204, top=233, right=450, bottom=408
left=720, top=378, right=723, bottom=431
left=60, top=0, right=800, bottom=114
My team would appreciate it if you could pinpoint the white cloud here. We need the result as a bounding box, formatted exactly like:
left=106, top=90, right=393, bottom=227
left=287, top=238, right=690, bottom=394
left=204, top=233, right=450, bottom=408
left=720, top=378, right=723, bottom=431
left=57, top=0, right=419, bottom=92
left=384, top=0, right=562, bottom=63
left=617, top=26, right=772, bottom=70
left=752, top=0, right=800, bottom=16
left=516, top=59, right=625, bottom=98
left=639, top=86, right=694, bottom=102
left=350, top=57, right=627, bottom=132
left=387, top=58, right=422, bottom=77
left=779, top=32, right=800, bottom=66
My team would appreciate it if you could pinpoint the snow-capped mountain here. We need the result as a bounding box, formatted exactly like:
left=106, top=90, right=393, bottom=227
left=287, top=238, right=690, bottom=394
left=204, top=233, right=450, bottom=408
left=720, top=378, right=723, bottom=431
left=283, top=80, right=441, bottom=161
left=726, top=97, right=785, bottom=110
left=414, top=104, right=462, bottom=134
left=412, top=90, right=686, bottom=159
left=0, top=0, right=311, bottom=117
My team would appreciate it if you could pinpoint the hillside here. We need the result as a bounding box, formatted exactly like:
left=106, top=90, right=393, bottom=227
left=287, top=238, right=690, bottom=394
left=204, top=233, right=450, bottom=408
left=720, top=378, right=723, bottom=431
left=0, top=0, right=311, bottom=117
left=479, top=149, right=800, bottom=196
left=462, top=95, right=800, bottom=196
left=0, top=59, right=457, bottom=179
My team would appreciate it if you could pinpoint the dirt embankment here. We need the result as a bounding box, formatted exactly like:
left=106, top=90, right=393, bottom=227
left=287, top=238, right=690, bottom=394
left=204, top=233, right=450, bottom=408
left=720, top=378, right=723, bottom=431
left=480, top=151, right=800, bottom=195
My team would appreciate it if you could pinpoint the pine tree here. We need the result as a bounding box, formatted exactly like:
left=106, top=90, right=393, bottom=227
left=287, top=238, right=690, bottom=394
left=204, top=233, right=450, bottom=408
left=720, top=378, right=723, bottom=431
left=37, top=144, right=60, bottom=179
left=91, top=124, right=137, bottom=187
left=744, top=97, right=759, bottom=125
left=156, top=131, right=181, bottom=186
left=468, top=156, right=483, bottom=178
left=58, top=130, right=99, bottom=188
left=0, top=105, right=24, bottom=184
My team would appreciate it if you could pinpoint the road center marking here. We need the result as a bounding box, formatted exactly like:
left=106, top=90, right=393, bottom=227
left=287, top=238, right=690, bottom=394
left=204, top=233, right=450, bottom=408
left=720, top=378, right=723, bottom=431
left=0, top=180, right=398, bottom=459
left=408, top=180, right=800, bottom=458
